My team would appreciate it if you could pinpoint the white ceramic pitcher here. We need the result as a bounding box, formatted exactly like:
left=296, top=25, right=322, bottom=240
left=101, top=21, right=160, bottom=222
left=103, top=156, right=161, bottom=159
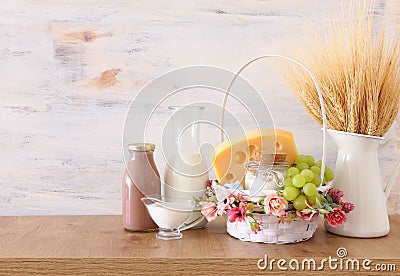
left=325, top=129, right=400, bottom=238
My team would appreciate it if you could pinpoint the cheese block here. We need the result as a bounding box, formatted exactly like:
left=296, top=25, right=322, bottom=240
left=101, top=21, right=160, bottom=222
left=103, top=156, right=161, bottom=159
left=211, top=128, right=298, bottom=185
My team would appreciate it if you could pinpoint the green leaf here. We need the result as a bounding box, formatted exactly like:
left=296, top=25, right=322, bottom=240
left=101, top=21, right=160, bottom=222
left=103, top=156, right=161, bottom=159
left=325, top=205, right=334, bottom=212
left=325, top=194, right=333, bottom=204
left=331, top=203, right=339, bottom=208
left=247, top=203, right=255, bottom=212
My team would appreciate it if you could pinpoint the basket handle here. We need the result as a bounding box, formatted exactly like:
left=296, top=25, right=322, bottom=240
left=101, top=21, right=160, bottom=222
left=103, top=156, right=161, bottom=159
left=220, top=54, right=328, bottom=183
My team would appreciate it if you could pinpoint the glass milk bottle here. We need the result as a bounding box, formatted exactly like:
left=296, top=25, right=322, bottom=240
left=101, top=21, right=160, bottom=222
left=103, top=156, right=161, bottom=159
left=122, top=143, right=161, bottom=231
left=163, top=106, right=209, bottom=199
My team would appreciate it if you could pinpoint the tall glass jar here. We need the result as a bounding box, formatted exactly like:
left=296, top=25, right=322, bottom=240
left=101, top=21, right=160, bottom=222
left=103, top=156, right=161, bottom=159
left=122, top=143, right=161, bottom=232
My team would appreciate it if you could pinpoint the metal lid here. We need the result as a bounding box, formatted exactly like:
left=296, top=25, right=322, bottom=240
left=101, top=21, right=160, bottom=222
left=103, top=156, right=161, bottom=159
left=128, top=143, right=155, bottom=152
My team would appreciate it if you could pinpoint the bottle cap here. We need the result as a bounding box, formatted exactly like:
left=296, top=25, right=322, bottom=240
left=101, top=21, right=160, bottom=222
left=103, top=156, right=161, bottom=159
left=128, top=143, right=155, bottom=152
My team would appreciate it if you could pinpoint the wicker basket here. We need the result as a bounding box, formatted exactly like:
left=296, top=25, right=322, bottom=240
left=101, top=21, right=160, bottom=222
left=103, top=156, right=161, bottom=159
left=221, top=54, right=327, bottom=244
left=226, top=214, right=318, bottom=244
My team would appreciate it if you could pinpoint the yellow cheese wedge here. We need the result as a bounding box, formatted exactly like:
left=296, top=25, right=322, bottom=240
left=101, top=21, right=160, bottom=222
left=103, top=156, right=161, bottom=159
left=211, top=128, right=298, bottom=185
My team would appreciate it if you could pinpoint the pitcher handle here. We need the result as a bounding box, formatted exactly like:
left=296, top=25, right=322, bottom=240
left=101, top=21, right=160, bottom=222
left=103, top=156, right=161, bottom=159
left=379, top=138, right=400, bottom=200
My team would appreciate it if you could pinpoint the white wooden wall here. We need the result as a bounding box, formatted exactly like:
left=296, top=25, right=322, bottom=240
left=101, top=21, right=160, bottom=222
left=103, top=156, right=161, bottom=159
left=1, top=0, right=399, bottom=215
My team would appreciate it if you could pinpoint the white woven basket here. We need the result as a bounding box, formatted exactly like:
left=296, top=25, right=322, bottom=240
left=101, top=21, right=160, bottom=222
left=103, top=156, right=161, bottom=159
left=226, top=214, right=318, bottom=244
left=221, top=55, right=327, bottom=244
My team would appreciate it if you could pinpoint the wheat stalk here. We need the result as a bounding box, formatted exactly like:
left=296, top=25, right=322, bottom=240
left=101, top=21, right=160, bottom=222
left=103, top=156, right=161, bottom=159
left=279, top=0, right=400, bottom=136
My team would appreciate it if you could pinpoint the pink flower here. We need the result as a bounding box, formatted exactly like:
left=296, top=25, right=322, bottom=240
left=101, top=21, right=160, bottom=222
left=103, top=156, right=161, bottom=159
left=324, top=208, right=347, bottom=227
left=278, top=211, right=297, bottom=224
left=200, top=202, right=218, bottom=221
left=296, top=210, right=319, bottom=222
left=250, top=221, right=262, bottom=233
left=230, top=190, right=245, bottom=201
left=216, top=201, right=229, bottom=215
left=225, top=194, right=236, bottom=205
left=226, top=204, right=247, bottom=223
left=340, top=200, right=355, bottom=213
left=214, top=193, right=235, bottom=215
left=264, top=194, right=288, bottom=216
left=327, top=189, right=344, bottom=203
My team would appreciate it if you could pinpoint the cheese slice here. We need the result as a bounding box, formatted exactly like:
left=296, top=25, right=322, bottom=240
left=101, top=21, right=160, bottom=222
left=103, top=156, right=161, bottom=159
left=211, top=128, right=298, bottom=185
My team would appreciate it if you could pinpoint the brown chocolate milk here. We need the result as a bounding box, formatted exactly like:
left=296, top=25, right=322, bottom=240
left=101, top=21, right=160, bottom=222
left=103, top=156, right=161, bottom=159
left=122, top=143, right=161, bottom=231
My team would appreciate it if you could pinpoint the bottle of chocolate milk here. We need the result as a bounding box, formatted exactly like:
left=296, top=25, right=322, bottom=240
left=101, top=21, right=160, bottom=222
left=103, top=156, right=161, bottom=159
left=122, top=143, right=160, bottom=231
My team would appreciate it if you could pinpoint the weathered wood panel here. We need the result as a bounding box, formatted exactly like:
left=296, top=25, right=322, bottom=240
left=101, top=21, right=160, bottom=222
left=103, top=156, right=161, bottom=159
left=0, top=0, right=399, bottom=215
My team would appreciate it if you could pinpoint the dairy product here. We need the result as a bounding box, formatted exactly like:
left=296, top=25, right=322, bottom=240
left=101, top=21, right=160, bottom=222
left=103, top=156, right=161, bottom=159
left=122, top=144, right=161, bottom=231
left=212, top=128, right=298, bottom=184
left=164, top=153, right=208, bottom=195
left=145, top=202, right=192, bottom=229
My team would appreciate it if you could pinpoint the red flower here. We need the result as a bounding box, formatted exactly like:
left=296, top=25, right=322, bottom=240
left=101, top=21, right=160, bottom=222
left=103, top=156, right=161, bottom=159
left=327, top=189, right=344, bottom=203
left=226, top=204, right=247, bottom=223
left=296, top=210, right=319, bottom=222
left=325, top=208, right=347, bottom=227
left=340, top=200, right=355, bottom=213
left=206, top=179, right=213, bottom=188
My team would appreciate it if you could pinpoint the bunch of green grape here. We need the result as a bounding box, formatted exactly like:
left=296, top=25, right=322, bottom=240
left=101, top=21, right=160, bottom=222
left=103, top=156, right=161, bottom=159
left=282, top=155, right=334, bottom=210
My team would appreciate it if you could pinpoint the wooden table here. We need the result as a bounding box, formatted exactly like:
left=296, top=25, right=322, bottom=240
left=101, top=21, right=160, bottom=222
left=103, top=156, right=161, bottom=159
left=0, top=216, right=399, bottom=275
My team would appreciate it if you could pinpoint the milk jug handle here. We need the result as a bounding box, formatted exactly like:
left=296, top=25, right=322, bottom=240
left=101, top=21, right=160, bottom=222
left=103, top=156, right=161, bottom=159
left=379, top=138, right=400, bottom=200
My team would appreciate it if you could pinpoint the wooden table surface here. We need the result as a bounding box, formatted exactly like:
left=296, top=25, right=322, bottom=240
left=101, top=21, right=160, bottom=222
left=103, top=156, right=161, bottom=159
left=0, top=215, right=399, bottom=275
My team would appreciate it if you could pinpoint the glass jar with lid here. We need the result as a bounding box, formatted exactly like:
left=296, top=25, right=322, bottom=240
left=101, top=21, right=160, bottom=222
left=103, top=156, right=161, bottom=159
left=244, top=152, right=288, bottom=191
